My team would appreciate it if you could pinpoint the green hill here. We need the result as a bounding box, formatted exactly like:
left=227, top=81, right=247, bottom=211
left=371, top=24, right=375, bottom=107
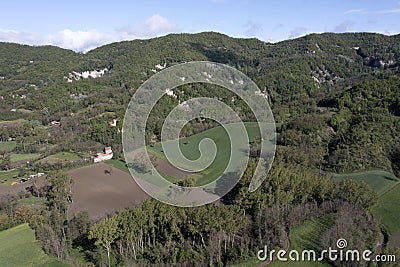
left=147, top=122, right=267, bottom=185
left=0, top=223, right=71, bottom=267
left=333, top=170, right=400, bottom=196
left=373, top=184, right=400, bottom=235
left=1, top=31, right=400, bottom=267
left=1, top=32, right=400, bottom=174
left=333, top=169, right=400, bottom=241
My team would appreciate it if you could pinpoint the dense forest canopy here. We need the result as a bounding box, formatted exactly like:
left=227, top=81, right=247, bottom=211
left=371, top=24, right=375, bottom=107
left=1, top=31, right=399, bottom=173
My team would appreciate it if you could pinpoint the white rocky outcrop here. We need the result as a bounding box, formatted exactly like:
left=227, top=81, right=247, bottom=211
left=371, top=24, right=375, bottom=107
left=155, top=63, right=167, bottom=70
left=66, top=68, right=108, bottom=82
left=255, top=90, right=268, bottom=99
left=165, top=88, right=177, bottom=98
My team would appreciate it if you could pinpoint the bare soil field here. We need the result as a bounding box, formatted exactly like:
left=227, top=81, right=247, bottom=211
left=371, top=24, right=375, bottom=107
left=68, top=163, right=148, bottom=220
left=155, top=158, right=193, bottom=179
left=0, top=182, right=30, bottom=197
left=0, top=177, right=46, bottom=198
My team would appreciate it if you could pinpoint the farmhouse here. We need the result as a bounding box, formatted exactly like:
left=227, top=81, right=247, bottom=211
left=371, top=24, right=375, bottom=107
left=94, top=147, right=113, bottom=163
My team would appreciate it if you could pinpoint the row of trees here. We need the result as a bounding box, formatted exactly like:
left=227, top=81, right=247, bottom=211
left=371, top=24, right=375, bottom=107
left=81, top=160, right=379, bottom=266
left=0, top=162, right=377, bottom=266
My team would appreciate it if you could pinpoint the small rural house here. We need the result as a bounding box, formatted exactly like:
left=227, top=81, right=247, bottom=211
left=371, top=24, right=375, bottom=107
left=94, top=147, right=113, bottom=163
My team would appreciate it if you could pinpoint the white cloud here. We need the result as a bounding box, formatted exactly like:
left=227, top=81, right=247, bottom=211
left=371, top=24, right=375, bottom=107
left=0, top=29, right=43, bottom=45
left=0, top=14, right=177, bottom=52
left=47, top=29, right=111, bottom=52
left=118, top=14, right=176, bottom=37
left=376, top=30, right=400, bottom=36
left=345, top=9, right=364, bottom=14
left=346, top=7, right=400, bottom=15
left=376, top=8, right=400, bottom=14
left=0, top=28, right=112, bottom=52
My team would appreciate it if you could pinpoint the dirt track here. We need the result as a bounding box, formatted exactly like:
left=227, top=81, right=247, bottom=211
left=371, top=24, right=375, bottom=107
left=68, top=163, right=148, bottom=220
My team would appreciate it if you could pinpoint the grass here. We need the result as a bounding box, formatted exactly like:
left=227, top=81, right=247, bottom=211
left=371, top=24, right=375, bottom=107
left=0, top=169, right=20, bottom=184
left=40, top=151, right=80, bottom=163
left=10, top=153, right=41, bottom=163
left=0, top=223, right=71, bottom=267
left=105, top=159, right=129, bottom=173
left=332, top=170, right=400, bottom=196
left=230, top=214, right=335, bottom=267
left=159, top=171, right=181, bottom=184
left=373, top=184, right=400, bottom=235
left=147, top=122, right=273, bottom=186
left=388, top=230, right=400, bottom=248
left=229, top=257, right=262, bottom=267
left=17, top=196, right=45, bottom=206
left=333, top=170, right=400, bottom=238
left=0, top=141, right=16, bottom=152
left=0, top=119, right=26, bottom=126
left=269, top=214, right=335, bottom=267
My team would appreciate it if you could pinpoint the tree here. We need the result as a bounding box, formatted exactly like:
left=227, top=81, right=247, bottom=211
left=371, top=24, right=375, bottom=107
left=104, top=166, right=113, bottom=175
left=31, top=178, right=42, bottom=198
left=68, top=211, right=90, bottom=245
left=0, top=153, right=11, bottom=171
left=89, top=217, right=120, bottom=267
left=31, top=171, right=72, bottom=259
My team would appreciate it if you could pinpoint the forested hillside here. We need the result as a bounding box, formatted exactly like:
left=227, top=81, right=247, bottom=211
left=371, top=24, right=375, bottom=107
left=1, top=32, right=399, bottom=173
left=0, top=32, right=400, bottom=266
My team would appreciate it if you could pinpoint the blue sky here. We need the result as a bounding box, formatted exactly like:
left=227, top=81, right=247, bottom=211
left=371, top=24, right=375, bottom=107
left=0, top=0, right=399, bottom=51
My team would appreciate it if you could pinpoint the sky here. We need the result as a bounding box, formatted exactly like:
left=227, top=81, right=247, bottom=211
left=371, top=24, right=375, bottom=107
left=0, top=0, right=399, bottom=52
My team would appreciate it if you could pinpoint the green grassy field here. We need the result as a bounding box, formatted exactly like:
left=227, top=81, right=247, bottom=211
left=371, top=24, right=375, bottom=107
left=0, top=170, right=19, bottom=184
left=0, top=141, right=16, bottom=152
left=0, top=119, right=26, bottom=126
left=17, top=196, right=45, bottom=206
left=332, top=170, right=400, bottom=196
left=231, top=214, right=335, bottom=267
left=147, top=122, right=272, bottom=186
left=333, top=170, right=400, bottom=237
left=373, top=184, right=400, bottom=235
left=40, top=151, right=80, bottom=163
left=229, top=257, right=261, bottom=267
left=10, top=153, right=41, bottom=163
left=269, top=214, right=335, bottom=267
left=0, top=223, right=71, bottom=267
left=105, top=159, right=130, bottom=173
